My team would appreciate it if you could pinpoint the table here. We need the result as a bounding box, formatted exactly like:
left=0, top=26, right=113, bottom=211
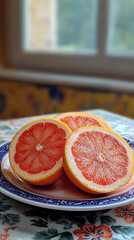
left=0, top=109, right=134, bottom=240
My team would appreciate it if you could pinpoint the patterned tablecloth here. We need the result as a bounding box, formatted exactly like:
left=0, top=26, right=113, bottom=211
left=0, top=109, right=134, bottom=240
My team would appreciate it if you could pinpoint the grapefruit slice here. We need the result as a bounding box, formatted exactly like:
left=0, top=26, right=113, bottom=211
left=9, top=118, right=71, bottom=186
left=64, top=126, right=134, bottom=194
left=55, top=112, right=111, bottom=132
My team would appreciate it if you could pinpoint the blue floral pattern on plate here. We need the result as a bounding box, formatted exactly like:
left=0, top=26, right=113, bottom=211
left=0, top=139, right=134, bottom=211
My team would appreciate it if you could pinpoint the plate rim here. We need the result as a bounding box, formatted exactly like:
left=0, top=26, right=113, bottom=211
left=0, top=141, right=134, bottom=211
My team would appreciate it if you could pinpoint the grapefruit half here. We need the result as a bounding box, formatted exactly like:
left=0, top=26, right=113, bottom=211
left=55, top=112, right=111, bottom=132
left=64, top=126, right=134, bottom=194
left=9, top=118, right=71, bottom=185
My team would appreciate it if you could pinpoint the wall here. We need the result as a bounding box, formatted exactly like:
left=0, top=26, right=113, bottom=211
left=0, top=0, right=4, bottom=66
left=0, top=1, right=134, bottom=120
left=0, top=79, right=134, bottom=120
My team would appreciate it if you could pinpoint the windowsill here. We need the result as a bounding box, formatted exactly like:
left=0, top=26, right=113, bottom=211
left=0, top=67, right=134, bottom=93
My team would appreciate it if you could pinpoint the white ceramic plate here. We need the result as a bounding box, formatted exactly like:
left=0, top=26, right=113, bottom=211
left=0, top=141, right=134, bottom=211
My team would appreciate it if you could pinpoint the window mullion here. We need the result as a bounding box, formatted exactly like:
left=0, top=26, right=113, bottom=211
left=97, top=0, right=109, bottom=57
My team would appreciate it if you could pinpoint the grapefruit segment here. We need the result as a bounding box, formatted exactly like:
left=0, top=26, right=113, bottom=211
left=64, top=126, right=134, bottom=194
left=55, top=112, right=111, bottom=132
left=9, top=118, right=71, bottom=186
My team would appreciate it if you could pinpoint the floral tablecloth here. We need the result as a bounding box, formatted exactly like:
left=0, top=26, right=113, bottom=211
left=0, top=109, right=134, bottom=240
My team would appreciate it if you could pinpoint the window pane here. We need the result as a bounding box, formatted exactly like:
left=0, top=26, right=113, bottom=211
left=26, top=0, right=98, bottom=53
left=108, top=0, right=134, bottom=54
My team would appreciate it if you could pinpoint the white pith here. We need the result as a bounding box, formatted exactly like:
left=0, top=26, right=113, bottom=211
left=36, top=144, right=43, bottom=151
left=65, top=127, right=133, bottom=192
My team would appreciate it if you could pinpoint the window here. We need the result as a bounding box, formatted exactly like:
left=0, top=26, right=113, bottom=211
left=4, top=0, right=134, bottom=79
left=108, top=0, right=134, bottom=55
left=27, top=0, right=98, bottom=53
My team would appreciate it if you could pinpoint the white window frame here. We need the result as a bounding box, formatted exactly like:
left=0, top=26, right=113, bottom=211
left=3, top=0, right=134, bottom=80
